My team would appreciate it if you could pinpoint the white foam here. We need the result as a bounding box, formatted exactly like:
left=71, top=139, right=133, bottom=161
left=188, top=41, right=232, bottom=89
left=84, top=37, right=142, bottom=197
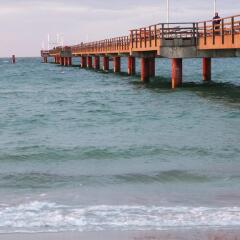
left=0, top=201, right=240, bottom=233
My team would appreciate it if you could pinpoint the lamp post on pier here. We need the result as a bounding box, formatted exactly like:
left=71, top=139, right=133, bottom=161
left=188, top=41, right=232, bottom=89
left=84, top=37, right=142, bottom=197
left=166, top=0, right=170, bottom=36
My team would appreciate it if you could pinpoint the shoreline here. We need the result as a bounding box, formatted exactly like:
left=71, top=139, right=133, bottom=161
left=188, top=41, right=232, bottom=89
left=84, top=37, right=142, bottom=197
left=1, top=228, right=240, bottom=240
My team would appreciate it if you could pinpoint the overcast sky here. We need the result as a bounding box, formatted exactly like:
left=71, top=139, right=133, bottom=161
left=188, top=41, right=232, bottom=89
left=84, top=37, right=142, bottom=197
left=0, top=0, right=239, bottom=57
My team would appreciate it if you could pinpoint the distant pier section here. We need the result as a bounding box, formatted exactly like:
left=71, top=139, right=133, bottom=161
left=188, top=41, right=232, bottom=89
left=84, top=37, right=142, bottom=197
left=41, top=14, right=240, bottom=88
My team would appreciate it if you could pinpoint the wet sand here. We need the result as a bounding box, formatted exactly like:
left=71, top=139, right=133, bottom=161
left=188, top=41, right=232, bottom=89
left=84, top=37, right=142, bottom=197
left=1, top=229, right=240, bottom=240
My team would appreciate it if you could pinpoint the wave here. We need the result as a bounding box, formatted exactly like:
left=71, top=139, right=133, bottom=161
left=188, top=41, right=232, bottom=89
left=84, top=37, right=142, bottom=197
left=0, top=170, right=237, bottom=189
left=0, top=201, right=240, bottom=233
left=0, top=145, right=223, bottom=162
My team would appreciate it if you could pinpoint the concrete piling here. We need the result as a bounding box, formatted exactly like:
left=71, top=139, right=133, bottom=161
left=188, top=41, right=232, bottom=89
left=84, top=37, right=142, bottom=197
left=203, top=58, right=211, bottom=81
left=94, top=56, right=100, bottom=70
left=81, top=56, right=87, bottom=68
left=128, top=57, right=136, bottom=75
left=113, top=56, right=121, bottom=73
left=103, top=56, right=109, bottom=71
left=172, top=58, right=183, bottom=89
left=141, top=58, right=150, bottom=82
left=87, top=56, right=92, bottom=68
left=149, top=58, right=155, bottom=78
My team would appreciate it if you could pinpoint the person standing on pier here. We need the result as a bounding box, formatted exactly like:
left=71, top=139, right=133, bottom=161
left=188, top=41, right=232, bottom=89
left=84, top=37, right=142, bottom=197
left=213, top=12, right=221, bottom=34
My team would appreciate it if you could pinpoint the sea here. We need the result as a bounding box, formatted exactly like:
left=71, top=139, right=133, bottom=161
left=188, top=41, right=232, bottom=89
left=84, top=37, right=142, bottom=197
left=0, top=57, right=239, bottom=233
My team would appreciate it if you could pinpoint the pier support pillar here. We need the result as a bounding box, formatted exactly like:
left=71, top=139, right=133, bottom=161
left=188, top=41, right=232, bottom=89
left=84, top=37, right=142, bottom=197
left=12, top=55, right=16, bottom=64
left=65, top=57, right=72, bottom=66
left=141, top=58, right=150, bottom=82
left=56, top=56, right=59, bottom=64
left=43, top=57, right=48, bottom=63
left=128, top=56, right=136, bottom=75
left=103, top=56, right=109, bottom=71
left=64, top=57, right=68, bottom=66
left=149, top=58, right=155, bottom=78
left=94, top=56, right=100, bottom=70
left=172, top=58, right=182, bottom=89
left=81, top=56, right=87, bottom=68
left=202, top=58, right=211, bottom=81
left=113, top=56, right=121, bottom=73
left=60, top=57, right=64, bottom=66
left=87, top=56, right=92, bottom=68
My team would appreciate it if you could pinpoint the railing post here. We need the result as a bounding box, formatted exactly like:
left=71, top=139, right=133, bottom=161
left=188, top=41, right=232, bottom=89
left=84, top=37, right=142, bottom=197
left=140, top=29, right=142, bottom=48
left=231, top=17, right=235, bottom=44
left=154, top=25, right=157, bottom=47
left=193, top=23, right=196, bottom=45
left=135, top=30, right=138, bottom=48
left=221, top=19, right=225, bottom=44
left=212, top=20, right=215, bottom=45
left=144, top=28, right=147, bottom=48
left=196, top=23, right=199, bottom=45
left=162, top=24, right=165, bottom=39
left=204, top=21, right=207, bottom=45
left=131, top=31, right=134, bottom=49
left=149, top=26, right=152, bottom=47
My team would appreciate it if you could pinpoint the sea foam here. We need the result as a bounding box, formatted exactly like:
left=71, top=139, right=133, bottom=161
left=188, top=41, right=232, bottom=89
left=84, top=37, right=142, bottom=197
left=0, top=201, right=240, bottom=233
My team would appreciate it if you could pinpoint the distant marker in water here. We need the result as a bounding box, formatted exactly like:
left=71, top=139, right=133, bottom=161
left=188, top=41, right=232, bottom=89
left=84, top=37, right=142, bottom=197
left=12, top=55, right=16, bottom=64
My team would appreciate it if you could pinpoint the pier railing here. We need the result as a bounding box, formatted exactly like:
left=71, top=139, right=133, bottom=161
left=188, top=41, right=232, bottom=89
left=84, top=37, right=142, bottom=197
left=49, top=47, right=64, bottom=55
left=198, top=14, right=240, bottom=48
left=41, top=50, right=50, bottom=57
left=130, top=22, right=197, bottom=50
left=71, top=36, right=130, bottom=55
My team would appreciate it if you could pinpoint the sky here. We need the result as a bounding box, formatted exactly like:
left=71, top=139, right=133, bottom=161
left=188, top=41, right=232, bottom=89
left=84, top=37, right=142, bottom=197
left=0, top=0, right=239, bottom=57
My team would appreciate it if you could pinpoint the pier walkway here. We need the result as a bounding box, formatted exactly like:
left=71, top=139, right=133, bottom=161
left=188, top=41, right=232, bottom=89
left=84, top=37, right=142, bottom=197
left=41, top=14, right=240, bottom=88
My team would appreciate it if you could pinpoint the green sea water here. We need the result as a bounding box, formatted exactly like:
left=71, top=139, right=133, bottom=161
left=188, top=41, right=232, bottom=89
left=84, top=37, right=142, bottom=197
left=0, top=57, right=239, bottom=233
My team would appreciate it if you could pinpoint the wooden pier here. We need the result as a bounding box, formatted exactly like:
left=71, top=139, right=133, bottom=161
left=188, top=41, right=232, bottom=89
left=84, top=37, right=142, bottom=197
left=41, top=15, right=240, bottom=88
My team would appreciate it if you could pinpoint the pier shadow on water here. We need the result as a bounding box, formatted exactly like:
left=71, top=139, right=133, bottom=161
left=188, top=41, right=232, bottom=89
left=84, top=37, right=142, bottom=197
left=183, top=81, right=240, bottom=106
left=130, top=76, right=240, bottom=106
left=53, top=63, right=240, bottom=106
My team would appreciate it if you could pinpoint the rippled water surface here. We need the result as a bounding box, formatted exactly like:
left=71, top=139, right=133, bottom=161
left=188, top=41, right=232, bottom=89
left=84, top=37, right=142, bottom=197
left=0, top=57, right=240, bottom=233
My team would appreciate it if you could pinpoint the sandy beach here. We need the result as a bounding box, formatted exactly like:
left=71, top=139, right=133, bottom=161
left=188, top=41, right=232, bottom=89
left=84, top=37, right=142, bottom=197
left=1, top=229, right=240, bottom=240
